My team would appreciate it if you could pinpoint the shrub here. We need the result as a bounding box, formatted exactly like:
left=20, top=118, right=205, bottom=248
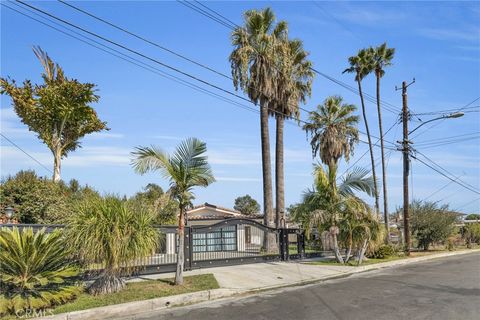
left=67, top=196, right=159, bottom=295
left=0, top=227, right=81, bottom=316
left=462, top=223, right=480, bottom=248
left=0, top=170, right=100, bottom=223
left=409, top=200, right=458, bottom=250
left=370, top=244, right=396, bottom=259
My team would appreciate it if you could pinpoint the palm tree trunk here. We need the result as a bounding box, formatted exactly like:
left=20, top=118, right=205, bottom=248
left=357, top=78, right=380, bottom=214
left=332, top=232, right=344, bottom=264
left=175, top=206, right=185, bottom=285
left=345, top=235, right=353, bottom=263
left=376, top=73, right=390, bottom=243
left=357, top=238, right=369, bottom=265
left=275, top=116, right=285, bottom=228
left=260, top=100, right=276, bottom=253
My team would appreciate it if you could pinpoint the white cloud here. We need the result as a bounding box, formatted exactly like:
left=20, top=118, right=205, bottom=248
left=208, top=148, right=261, bottom=166
left=1, top=145, right=131, bottom=168
left=86, top=132, right=125, bottom=139
left=151, top=135, right=183, bottom=141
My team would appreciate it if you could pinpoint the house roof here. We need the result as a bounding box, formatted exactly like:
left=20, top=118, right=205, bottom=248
left=186, top=202, right=262, bottom=220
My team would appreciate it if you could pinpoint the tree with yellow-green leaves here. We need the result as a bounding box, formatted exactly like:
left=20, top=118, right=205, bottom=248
left=1, top=47, right=108, bottom=182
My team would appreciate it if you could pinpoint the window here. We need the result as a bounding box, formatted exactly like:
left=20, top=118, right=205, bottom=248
left=192, top=226, right=237, bottom=252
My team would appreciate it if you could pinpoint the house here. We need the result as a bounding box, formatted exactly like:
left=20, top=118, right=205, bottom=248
left=164, top=203, right=264, bottom=254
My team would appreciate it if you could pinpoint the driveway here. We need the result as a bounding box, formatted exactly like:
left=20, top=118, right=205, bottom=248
left=126, top=252, right=480, bottom=320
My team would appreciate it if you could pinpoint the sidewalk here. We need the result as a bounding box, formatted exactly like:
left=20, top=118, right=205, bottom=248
left=42, top=249, right=480, bottom=320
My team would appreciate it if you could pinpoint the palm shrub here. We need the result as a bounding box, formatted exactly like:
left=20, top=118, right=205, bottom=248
left=131, top=138, right=215, bottom=285
left=0, top=227, right=81, bottom=316
left=67, top=196, right=159, bottom=295
left=301, top=164, right=375, bottom=264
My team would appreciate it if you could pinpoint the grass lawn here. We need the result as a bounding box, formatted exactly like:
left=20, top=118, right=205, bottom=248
left=288, top=244, right=321, bottom=254
left=307, top=255, right=403, bottom=266
left=51, top=274, right=219, bottom=315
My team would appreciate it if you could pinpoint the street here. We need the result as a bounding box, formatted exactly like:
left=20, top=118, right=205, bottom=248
left=125, top=252, right=480, bottom=320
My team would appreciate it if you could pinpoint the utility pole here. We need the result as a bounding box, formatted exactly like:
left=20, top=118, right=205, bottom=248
left=397, top=79, right=415, bottom=256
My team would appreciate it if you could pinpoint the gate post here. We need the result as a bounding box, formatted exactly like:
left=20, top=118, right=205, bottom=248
left=184, top=227, right=193, bottom=271
left=297, top=231, right=305, bottom=259
left=279, top=229, right=289, bottom=261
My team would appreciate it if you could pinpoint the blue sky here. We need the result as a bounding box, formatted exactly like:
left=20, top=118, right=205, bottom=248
left=1, top=1, right=479, bottom=214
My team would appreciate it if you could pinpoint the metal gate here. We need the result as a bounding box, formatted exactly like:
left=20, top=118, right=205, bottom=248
left=185, top=218, right=282, bottom=270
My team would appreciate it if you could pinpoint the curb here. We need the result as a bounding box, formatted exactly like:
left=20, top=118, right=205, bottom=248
left=40, top=288, right=246, bottom=320
left=40, top=249, right=480, bottom=320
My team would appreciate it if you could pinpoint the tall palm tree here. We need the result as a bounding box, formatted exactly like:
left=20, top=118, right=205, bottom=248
left=274, top=38, right=314, bottom=227
left=131, top=138, right=215, bottom=285
left=303, top=95, right=359, bottom=172
left=230, top=8, right=287, bottom=251
left=343, top=49, right=380, bottom=214
left=371, top=43, right=395, bottom=242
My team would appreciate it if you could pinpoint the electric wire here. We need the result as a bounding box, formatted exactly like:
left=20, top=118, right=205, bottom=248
left=411, top=154, right=480, bottom=195
left=0, top=132, right=53, bottom=174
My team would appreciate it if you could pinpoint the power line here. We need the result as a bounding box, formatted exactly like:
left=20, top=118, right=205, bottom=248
left=192, top=0, right=240, bottom=29
left=416, top=136, right=480, bottom=150
left=415, top=149, right=479, bottom=192
left=0, top=132, right=53, bottom=174
left=415, top=132, right=480, bottom=145
left=56, top=0, right=318, bottom=120
left=15, top=0, right=309, bottom=123
left=454, top=198, right=480, bottom=212
left=3, top=2, right=262, bottom=117
left=16, top=0, right=257, bottom=105
left=312, top=1, right=365, bottom=44
left=11, top=0, right=400, bottom=148
left=5, top=0, right=384, bottom=153
left=177, top=0, right=237, bottom=30
left=177, top=0, right=403, bottom=115
left=57, top=0, right=232, bottom=81
left=411, top=97, right=480, bottom=139
left=411, top=154, right=480, bottom=195
left=338, top=119, right=399, bottom=178
left=411, top=105, right=480, bottom=116
left=424, top=173, right=465, bottom=201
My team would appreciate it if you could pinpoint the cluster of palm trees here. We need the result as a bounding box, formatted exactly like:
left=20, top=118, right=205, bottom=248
left=229, top=9, right=314, bottom=251
left=344, top=43, right=395, bottom=239
left=229, top=8, right=395, bottom=248
left=297, top=96, right=381, bottom=264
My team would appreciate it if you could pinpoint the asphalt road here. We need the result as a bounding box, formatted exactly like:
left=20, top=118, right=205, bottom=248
left=126, top=253, right=480, bottom=320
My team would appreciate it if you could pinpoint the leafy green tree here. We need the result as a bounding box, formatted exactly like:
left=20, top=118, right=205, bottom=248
left=465, top=213, right=480, bottom=220
left=303, top=95, right=359, bottom=171
left=462, top=223, right=480, bottom=247
left=230, top=9, right=287, bottom=249
left=234, top=195, right=260, bottom=215
left=371, top=43, right=395, bottom=241
left=0, top=47, right=108, bottom=182
left=273, top=38, right=314, bottom=227
left=0, top=170, right=99, bottom=223
left=408, top=200, right=458, bottom=250
left=130, top=184, right=178, bottom=225
left=131, top=138, right=215, bottom=285
left=343, top=49, right=380, bottom=214
left=0, top=170, right=72, bottom=223
left=0, top=227, right=81, bottom=316
left=67, top=196, right=158, bottom=294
